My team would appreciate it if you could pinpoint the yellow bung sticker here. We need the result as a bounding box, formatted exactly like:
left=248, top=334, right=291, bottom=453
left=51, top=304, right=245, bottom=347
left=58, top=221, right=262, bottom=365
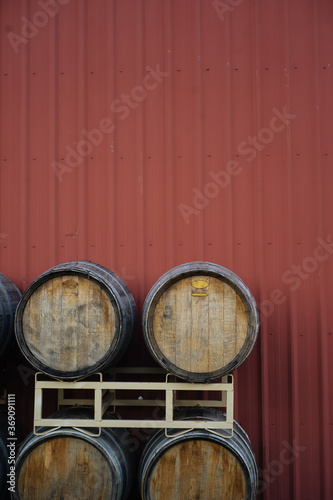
left=191, top=280, right=209, bottom=289
left=192, top=280, right=209, bottom=296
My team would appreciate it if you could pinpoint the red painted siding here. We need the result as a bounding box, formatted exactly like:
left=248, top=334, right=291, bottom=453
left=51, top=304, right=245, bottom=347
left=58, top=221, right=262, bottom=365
left=1, top=0, right=333, bottom=498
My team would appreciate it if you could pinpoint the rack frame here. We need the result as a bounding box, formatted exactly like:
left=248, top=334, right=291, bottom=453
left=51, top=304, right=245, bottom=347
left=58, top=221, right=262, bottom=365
left=34, top=368, right=234, bottom=438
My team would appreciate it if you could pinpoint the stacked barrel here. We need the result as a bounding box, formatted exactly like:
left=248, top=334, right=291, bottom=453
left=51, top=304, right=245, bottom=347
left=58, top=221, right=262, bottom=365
left=0, top=273, right=21, bottom=500
left=140, top=262, right=259, bottom=499
left=13, top=261, right=137, bottom=500
left=10, top=260, right=259, bottom=499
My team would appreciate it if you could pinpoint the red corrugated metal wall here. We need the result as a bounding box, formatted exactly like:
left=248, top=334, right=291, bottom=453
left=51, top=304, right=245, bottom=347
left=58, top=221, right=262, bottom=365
left=1, top=0, right=332, bottom=498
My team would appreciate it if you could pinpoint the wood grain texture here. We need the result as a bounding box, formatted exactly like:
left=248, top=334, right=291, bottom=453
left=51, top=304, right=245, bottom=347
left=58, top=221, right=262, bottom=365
left=152, top=276, right=248, bottom=374
left=147, top=439, right=246, bottom=500
left=22, top=275, right=116, bottom=372
left=17, top=436, right=115, bottom=500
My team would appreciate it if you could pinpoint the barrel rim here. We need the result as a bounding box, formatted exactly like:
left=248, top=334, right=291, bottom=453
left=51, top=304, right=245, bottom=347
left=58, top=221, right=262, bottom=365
left=0, top=271, right=22, bottom=296
left=14, top=261, right=136, bottom=379
left=142, top=262, right=259, bottom=381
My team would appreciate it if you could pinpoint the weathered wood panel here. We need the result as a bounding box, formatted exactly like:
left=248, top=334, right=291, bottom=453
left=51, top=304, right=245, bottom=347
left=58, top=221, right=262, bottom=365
left=147, top=439, right=247, bottom=500
left=153, top=276, right=247, bottom=373
left=17, top=436, right=114, bottom=500
left=22, top=275, right=116, bottom=372
left=15, top=407, right=136, bottom=500
left=139, top=408, right=258, bottom=500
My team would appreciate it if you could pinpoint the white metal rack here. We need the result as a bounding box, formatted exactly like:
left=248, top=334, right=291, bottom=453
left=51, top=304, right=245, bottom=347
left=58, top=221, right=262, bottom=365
left=34, top=368, right=234, bottom=437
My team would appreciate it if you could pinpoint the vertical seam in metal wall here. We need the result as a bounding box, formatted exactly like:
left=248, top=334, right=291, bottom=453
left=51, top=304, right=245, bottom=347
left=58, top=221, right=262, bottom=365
left=106, top=0, right=115, bottom=269
left=268, top=2, right=282, bottom=476
left=77, top=0, right=87, bottom=259
left=272, top=3, right=283, bottom=489
left=313, top=1, right=330, bottom=497
left=249, top=2, right=262, bottom=472
left=49, top=0, right=57, bottom=267
left=22, top=0, right=30, bottom=287
left=241, top=29, right=252, bottom=432
left=226, top=7, right=233, bottom=273
left=196, top=0, right=204, bottom=261
left=54, top=9, right=60, bottom=265
left=305, top=5, right=318, bottom=493
left=252, top=2, right=269, bottom=497
left=227, top=0, right=238, bottom=415
left=137, top=0, right=145, bottom=303
left=284, top=0, right=299, bottom=498
left=165, top=0, right=174, bottom=268
left=113, top=0, right=119, bottom=267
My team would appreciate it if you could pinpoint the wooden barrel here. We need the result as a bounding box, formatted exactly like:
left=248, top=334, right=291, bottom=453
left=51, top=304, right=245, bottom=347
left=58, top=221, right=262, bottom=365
left=139, top=407, right=258, bottom=500
left=142, top=262, right=259, bottom=382
left=14, top=407, right=136, bottom=500
left=0, top=273, right=21, bottom=360
left=15, top=261, right=136, bottom=379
